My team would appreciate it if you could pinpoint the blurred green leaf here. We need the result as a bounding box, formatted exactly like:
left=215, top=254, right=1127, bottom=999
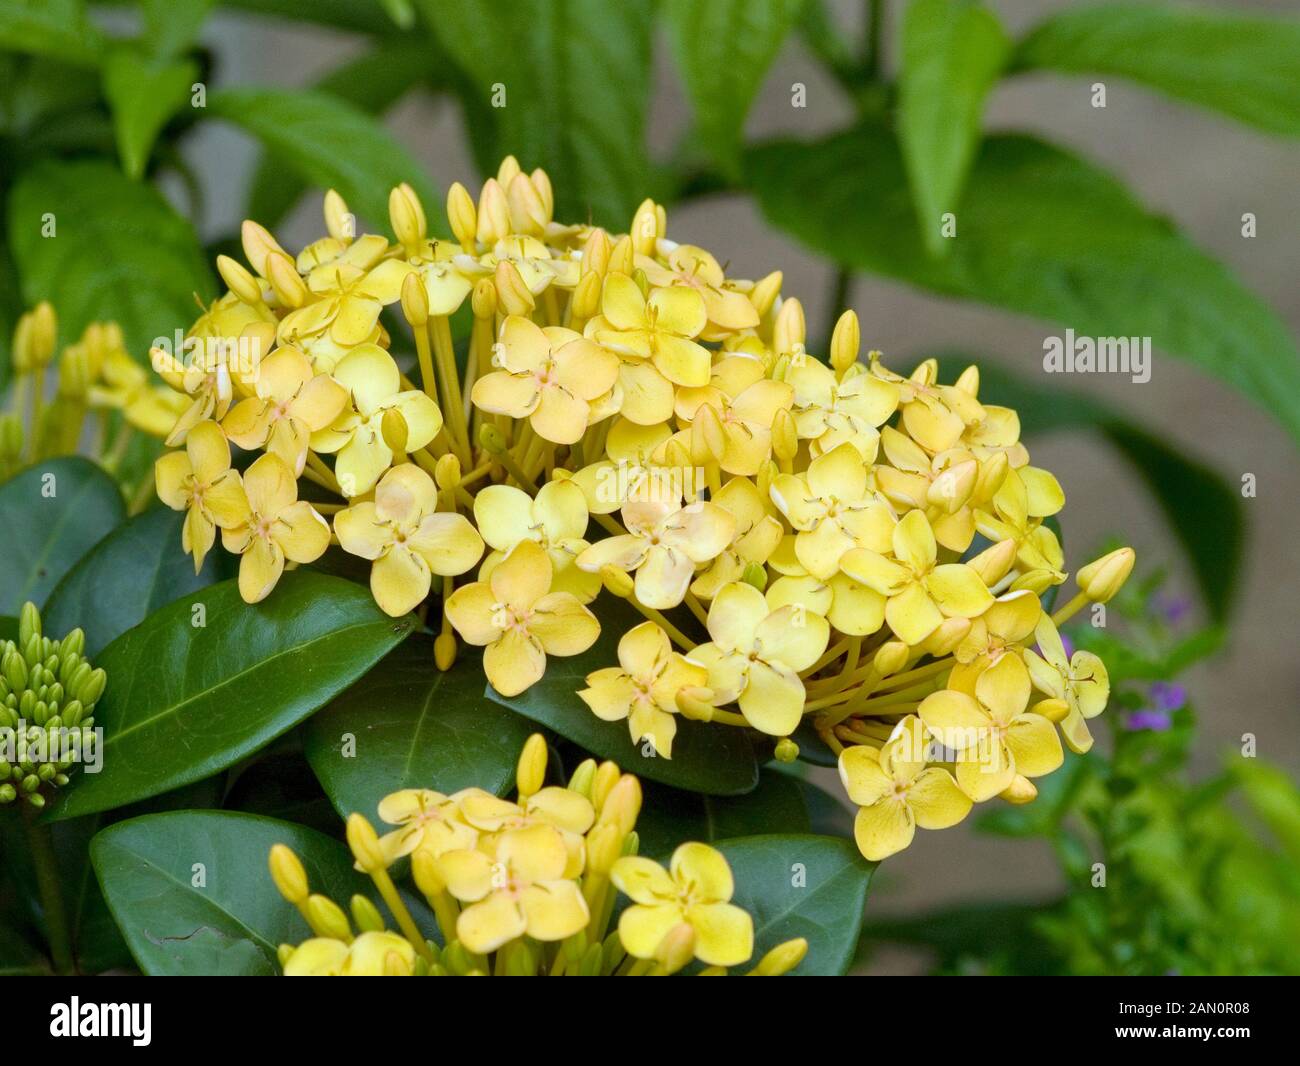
left=715, top=834, right=873, bottom=975
left=0, top=0, right=104, bottom=67
left=7, top=158, right=214, bottom=354
left=141, top=0, right=213, bottom=60
left=0, top=457, right=125, bottom=614
left=937, top=357, right=1245, bottom=620
left=1016, top=2, right=1300, bottom=138
left=898, top=0, right=1008, bottom=255
left=245, top=40, right=435, bottom=230
left=102, top=49, right=197, bottom=179
left=208, top=87, right=442, bottom=234
left=418, top=0, right=653, bottom=227
left=219, top=0, right=390, bottom=32
left=665, top=0, right=804, bottom=176
left=749, top=126, right=1300, bottom=444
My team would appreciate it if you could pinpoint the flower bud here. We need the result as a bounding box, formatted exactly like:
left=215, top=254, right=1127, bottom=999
left=600, top=564, right=634, bottom=599
left=830, top=309, right=860, bottom=376
left=966, top=538, right=1017, bottom=586
left=345, top=813, right=387, bottom=873
left=350, top=893, right=386, bottom=933
left=323, top=189, right=353, bottom=240
left=608, top=236, right=634, bottom=276
left=599, top=774, right=641, bottom=835
left=1076, top=547, right=1135, bottom=604
left=269, top=843, right=309, bottom=904
left=772, top=297, right=805, bottom=356
left=1010, top=569, right=1056, bottom=596
left=771, top=408, right=797, bottom=463
left=494, top=259, right=535, bottom=316
left=749, top=270, right=783, bottom=318
left=570, top=270, right=602, bottom=321
left=18, top=602, right=41, bottom=648
left=507, top=173, right=547, bottom=236
left=479, top=422, right=507, bottom=455
left=240, top=219, right=286, bottom=279
left=591, top=760, right=621, bottom=813
left=306, top=894, right=352, bottom=941
left=447, top=182, right=478, bottom=249
left=581, top=228, right=611, bottom=279
left=750, top=937, right=808, bottom=976
left=381, top=407, right=409, bottom=455
left=585, top=822, right=623, bottom=875
left=216, top=255, right=263, bottom=305
left=676, top=686, right=715, bottom=722
left=567, top=758, right=597, bottom=798
left=774, top=738, right=799, bottom=763
left=400, top=270, right=429, bottom=328
left=741, top=562, right=767, bottom=592
left=516, top=733, right=548, bottom=799
left=434, top=453, right=461, bottom=493
left=74, top=666, right=106, bottom=706
left=1032, top=697, right=1069, bottom=723
left=923, top=617, right=970, bottom=657
left=389, top=183, right=426, bottom=252
left=434, top=632, right=457, bottom=671
left=630, top=198, right=659, bottom=256
left=471, top=277, right=497, bottom=319
left=411, top=848, right=445, bottom=898
left=655, top=922, right=696, bottom=974
left=873, top=641, right=910, bottom=677
left=998, top=775, right=1038, bottom=805
left=690, top=403, right=726, bottom=466
left=955, top=363, right=980, bottom=395
left=14, top=302, right=57, bottom=372
left=476, top=178, right=510, bottom=245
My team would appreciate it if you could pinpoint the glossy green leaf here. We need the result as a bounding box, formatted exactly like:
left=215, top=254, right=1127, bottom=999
left=0, top=457, right=124, bottom=615
left=43, top=506, right=228, bottom=658
left=246, top=40, right=435, bottom=230
left=0, top=0, right=104, bottom=66
left=102, top=49, right=197, bottom=179
left=941, top=356, right=1245, bottom=620
left=417, top=0, right=654, bottom=227
left=635, top=770, right=810, bottom=859
left=45, top=571, right=415, bottom=820
left=7, top=159, right=214, bottom=355
left=486, top=600, right=758, bottom=796
left=748, top=127, right=1300, bottom=444
left=208, top=87, right=441, bottom=235
left=305, top=637, right=534, bottom=819
left=1016, top=3, right=1300, bottom=138
left=898, top=0, right=1008, bottom=254
left=665, top=0, right=804, bottom=175
left=714, top=834, right=873, bottom=975
left=91, top=811, right=383, bottom=975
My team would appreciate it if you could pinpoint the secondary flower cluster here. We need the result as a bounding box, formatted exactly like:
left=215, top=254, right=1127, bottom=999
left=270, top=735, right=806, bottom=976
left=0, top=603, right=105, bottom=809
left=150, top=157, right=1134, bottom=863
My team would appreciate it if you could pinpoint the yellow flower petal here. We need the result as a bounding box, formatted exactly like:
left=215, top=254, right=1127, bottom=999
left=618, top=902, right=684, bottom=959
left=687, top=901, right=753, bottom=967
left=853, top=798, right=915, bottom=861
left=908, top=768, right=972, bottom=829
left=370, top=545, right=431, bottom=616
left=738, top=659, right=803, bottom=736
left=529, top=592, right=599, bottom=656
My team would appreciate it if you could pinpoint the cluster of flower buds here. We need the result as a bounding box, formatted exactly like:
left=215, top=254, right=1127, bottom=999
left=0, top=603, right=105, bottom=808
left=3, top=301, right=185, bottom=481
left=269, top=734, right=806, bottom=976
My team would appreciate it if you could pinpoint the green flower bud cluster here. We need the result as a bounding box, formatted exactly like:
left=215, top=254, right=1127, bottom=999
left=0, top=602, right=106, bottom=809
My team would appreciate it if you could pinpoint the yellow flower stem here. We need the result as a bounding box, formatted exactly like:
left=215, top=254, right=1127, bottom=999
left=302, top=466, right=336, bottom=493
left=127, top=475, right=156, bottom=516
left=627, top=597, right=695, bottom=650
left=441, top=577, right=454, bottom=639
left=1052, top=591, right=1088, bottom=626
left=816, top=723, right=845, bottom=756
left=543, top=286, right=561, bottom=326
left=460, top=461, right=492, bottom=488
left=816, top=669, right=881, bottom=726
left=583, top=874, right=610, bottom=941
left=706, top=707, right=750, bottom=727
left=8, top=372, right=27, bottom=418
left=305, top=452, right=342, bottom=495
left=843, top=636, right=862, bottom=677
left=807, top=637, right=850, bottom=676
left=492, top=443, right=540, bottom=493
left=29, top=366, right=46, bottom=456
left=312, top=501, right=345, bottom=514
left=682, top=590, right=709, bottom=627
left=431, top=316, right=472, bottom=464
left=420, top=888, right=460, bottom=947
left=874, top=657, right=953, bottom=691
left=412, top=314, right=438, bottom=402
left=368, top=866, right=434, bottom=963
left=593, top=512, right=624, bottom=537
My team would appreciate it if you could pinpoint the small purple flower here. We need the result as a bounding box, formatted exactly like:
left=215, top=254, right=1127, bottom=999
left=1148, top=682, right=1187, bottom=712
left=1153, top=592, right=1192, bottom=627
left=1059, top=632, right=1075, bottom=659
left=1126, top=709, right=1172, bottom=732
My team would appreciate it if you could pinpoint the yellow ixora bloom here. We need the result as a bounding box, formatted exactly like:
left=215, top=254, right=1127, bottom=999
left=283, top=931, right=416, bottom=976
left=375, top=787, right=479, bottom=862
left=576, top=498, right=735, bottom=610
left=471, top=316, right=618, bottom=445
left=786, top=358, right=899, bottom=461
left=334, top=464, right=484, bottom=616
left=284, top=232, right=412, bottom=345
left=311, top=343, right=443, bottom=497
left=445, top=539, right=598, bottom=696
left=221, top=344, right=348, bottom=476
left=689, top=475, right=784, bottom=601
left=918, top=653, right=1063, bottom=802
left=220, top=452, right=330, bottom=603
left=154, top=420, right=249, bottom=573
left=1023, top=613, right=1109, bottom=754
left=435, top=823, right=589, bottom=954
left=636, top=243, right=759, bottom=337
left=838, top=716, right=971, bottom=861
left=579, top=621, right=708, bottom=758
left=841, top=508, right=993, bottom=646
left=688, top=581, right=828, bottom=736
left=611, top=842, right=753, bottom=968
left=474, top=478, right=600, bottom=602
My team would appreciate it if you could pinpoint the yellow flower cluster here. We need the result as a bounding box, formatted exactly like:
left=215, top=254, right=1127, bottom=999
left=150, top=156, right=1135, bottom=865
left=270, top=734, right=806, bottom=976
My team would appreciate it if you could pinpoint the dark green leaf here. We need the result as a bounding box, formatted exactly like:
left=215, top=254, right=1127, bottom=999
left=208, top=87, right=442, bottom=235
left=487, top=599, right=758, bottom=796
left=0, top=925, right=47, bottom=974
left=714, top=833, right=873, bottom=975
left=102, top=49, right=197, bottom=179
left=91, top=811, right=383, bottom=975
left=305, top=637, right=534, bottom=819
left=898, top=0, right=1008, bottom=254
left=0, top=457, right=124, bottom=615
left=748, top=126, right=1300, bottom=443
left=1015, top=3, right=1300, bottom=138
left=941, top=356, right=1245, bottom=620
left=7, top=158, right=214, bottom=355
left=0, top=0, right=104, bottom=66
left=665, top=0, right=804, bottom=175
left=43, top=506, right=228, bottom=658
left=246, top=40, right=435, bottom=230
left=45, top=571, right=415, bottom=820
left=417, top=0, right=654, bottom=226
left=635, top=770, right=811, bottom=859
left=224, top=751, right=339, bottom=836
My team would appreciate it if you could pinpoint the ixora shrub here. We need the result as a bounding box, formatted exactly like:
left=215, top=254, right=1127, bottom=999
left=0, top=157, right=1134, bottom=978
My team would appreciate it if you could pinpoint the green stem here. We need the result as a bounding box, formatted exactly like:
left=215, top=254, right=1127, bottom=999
left=23, top=804, right=74, bottom=974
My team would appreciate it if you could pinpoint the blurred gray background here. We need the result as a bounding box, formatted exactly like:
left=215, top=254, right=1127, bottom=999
left=175, top=0, right=1300, bottom=970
